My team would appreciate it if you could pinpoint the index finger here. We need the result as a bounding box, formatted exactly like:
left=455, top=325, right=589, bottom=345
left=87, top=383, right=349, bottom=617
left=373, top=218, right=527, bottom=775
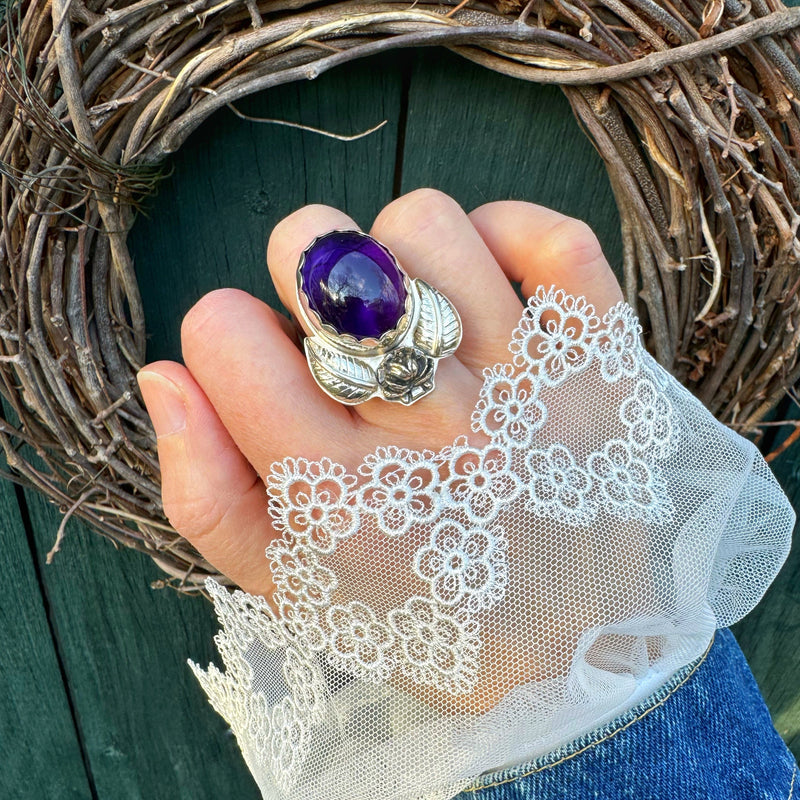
left=468, top=201, right=623, bottom=315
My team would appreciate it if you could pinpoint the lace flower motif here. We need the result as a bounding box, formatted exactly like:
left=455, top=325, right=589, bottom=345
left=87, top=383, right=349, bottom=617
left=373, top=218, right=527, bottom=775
left=282, top=646, right=327, bottom=723
left=620, top=378, right=674, bottom=458
left=270, top=697, right=308, bottom=790
left=325, top=601, right=396, bottom=682
left=595, top=303, right=641, bottom=383
left=267, top=457, right=359, bottom=553
left=244, top=691, right=271, bottom=759
left=358, top=447, right=442, bottom=536
left=276, top=595, right=326, bottom=652
left=443, top=443, right=522, bottom=524
left=388, top=598, right=480, bottom=695
left=206, top=579, right=288, bottom=653
left=587, top=440, right=672, bottom=521
left=472, top=366, right=546, bottom=448
left=509, top=287, right=599, bottom=385
left=525, top=444, right=594, bottom=525
left=414, top=520, right=508, bottom=612
left=267, top=541, right=338, bottom=606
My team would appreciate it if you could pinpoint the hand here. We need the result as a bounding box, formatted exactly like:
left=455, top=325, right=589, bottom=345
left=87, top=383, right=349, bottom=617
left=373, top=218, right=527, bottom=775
left=138, top=189, right=624, bottom=707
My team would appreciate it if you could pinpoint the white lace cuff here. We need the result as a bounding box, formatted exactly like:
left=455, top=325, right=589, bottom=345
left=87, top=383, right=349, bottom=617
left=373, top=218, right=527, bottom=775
left=188, top=289, right=794, bottom=800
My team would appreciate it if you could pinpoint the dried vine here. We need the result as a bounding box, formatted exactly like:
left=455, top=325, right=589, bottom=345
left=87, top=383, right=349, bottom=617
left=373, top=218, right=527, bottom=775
left=1, top=0, right=799, bottom=592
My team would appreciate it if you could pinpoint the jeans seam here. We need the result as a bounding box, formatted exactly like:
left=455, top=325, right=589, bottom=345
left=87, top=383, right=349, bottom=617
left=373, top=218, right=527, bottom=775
left=463, top=633, right=716, bottom=794
left=789, top=765, right=797, bottom=800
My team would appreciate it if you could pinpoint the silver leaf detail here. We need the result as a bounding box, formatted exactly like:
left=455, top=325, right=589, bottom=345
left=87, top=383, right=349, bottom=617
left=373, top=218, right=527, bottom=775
left=412, top=280, right=462, bottom=358
left=306, top=340, right=377, bottom=403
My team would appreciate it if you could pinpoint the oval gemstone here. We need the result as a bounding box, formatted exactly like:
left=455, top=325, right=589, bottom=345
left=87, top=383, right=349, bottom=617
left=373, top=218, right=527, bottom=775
left=300, top=231, right=407, bottom=340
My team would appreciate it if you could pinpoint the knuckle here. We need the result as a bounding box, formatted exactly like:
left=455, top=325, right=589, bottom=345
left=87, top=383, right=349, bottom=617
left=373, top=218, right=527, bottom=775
left=162, top=491, right=217, bottom=540
left=161, top=486, right=234, bottom=544
left=268, top=204, right=323, bottom=249
left=266, top=210, right=298, bottom=262
left=374, top=188, right=461, bottom=236
left=267, top=207, right=362, bottom=309
left=267, top=205, right=352, bottom=268
left=544, top=217, right=605, bottom=267
left=181, top=288, right=248, bottom=350
left=542, top=217, right=612, bottom=289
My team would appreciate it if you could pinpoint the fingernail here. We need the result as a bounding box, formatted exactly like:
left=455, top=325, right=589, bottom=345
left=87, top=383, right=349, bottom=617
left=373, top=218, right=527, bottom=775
left=137, top=370, right=187, bottom=437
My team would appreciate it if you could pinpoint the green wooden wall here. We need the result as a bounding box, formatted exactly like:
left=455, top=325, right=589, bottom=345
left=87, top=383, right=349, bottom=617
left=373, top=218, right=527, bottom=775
left=1, top=48, right=798, bottom=799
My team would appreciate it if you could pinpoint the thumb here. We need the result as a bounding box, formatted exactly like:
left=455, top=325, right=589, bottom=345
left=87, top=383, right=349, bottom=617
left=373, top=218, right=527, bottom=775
left=137, top=361, right=276, bottom=597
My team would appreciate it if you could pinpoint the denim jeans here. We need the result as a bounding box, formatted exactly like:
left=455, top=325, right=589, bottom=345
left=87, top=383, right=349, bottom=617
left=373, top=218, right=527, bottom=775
left=456, top=629, right=798, bottom=799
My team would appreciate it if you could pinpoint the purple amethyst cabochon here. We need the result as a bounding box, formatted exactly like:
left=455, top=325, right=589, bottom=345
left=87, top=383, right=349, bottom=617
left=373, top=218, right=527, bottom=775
left=300, top=231, right=407, bottom=340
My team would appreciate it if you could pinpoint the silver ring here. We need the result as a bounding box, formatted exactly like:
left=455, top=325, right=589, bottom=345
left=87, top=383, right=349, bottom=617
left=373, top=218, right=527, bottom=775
left=296, top=229, right=462, bottom=406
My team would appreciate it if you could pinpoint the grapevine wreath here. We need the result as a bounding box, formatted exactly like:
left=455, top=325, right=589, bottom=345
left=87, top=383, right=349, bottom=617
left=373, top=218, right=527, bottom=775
left=1, top=0, right=799, bottom=592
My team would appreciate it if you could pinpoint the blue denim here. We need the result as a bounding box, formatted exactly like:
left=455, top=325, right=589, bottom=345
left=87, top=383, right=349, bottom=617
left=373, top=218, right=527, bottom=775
left=456, top=629, right=798, bottom=799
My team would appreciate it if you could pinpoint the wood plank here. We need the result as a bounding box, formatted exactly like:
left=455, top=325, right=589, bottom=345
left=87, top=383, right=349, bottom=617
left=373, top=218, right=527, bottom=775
left=733, top=451, right=800, bottom=756
left=21, top=486, right=260, bottom=800
left=18, top=53, right=405, bottom=799
left=0, top=475, right=94, bottom=799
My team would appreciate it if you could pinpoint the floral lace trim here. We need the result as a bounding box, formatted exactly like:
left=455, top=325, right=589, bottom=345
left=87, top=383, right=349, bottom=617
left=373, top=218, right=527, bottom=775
left=190, top=287, right=679, bottom=793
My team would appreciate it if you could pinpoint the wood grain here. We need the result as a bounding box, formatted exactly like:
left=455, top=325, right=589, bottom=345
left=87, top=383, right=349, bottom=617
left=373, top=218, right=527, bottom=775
left=21, top=486, right=260, bottom=800
left=0, top=474, right=93, bottom=799
left=733, top=449, right=800, bottom=756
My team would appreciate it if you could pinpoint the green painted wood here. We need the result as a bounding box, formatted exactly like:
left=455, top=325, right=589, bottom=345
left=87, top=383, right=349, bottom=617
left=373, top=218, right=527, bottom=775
left=733, top=452, right=800, bottom=756
left=10, top=54, right=405, bottom=799
left=20, top=487, right=260, bottom=800
left=0, top=477, right=94, bottom=799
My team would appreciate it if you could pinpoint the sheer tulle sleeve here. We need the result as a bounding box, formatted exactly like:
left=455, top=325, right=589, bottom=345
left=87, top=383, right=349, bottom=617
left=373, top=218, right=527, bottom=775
left=188, top=289, right=794, bottom=800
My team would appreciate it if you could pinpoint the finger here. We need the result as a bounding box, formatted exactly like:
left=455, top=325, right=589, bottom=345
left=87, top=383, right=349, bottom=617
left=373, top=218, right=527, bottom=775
left=468, top=201, right=623, bottom=315
left=266, top=204, right=481, bottom=448
left=370, top=188, right=523, bottom=374
left=266, top=203, right=359, bottom=317
left=180, top=288, right=366, bottom=475
left=137, top=361, right=275, bottom=596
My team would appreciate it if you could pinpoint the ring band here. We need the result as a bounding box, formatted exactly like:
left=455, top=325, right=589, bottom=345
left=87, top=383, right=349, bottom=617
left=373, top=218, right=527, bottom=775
left=296, top=230, right=462, bottom=405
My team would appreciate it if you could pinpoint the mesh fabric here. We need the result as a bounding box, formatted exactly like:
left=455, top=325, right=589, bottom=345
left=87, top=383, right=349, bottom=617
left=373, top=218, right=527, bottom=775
left=189, top=288, right=794, bottom=800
